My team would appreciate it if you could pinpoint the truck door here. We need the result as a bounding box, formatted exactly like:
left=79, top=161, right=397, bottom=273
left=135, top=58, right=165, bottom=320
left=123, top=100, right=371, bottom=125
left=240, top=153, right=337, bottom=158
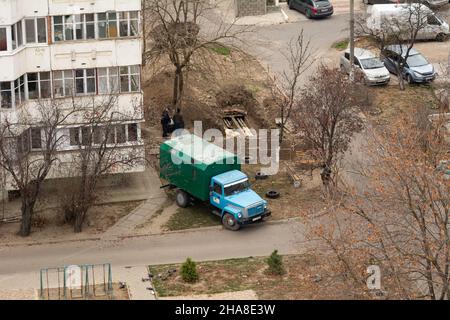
left=210, top=182, right=224, bottom=209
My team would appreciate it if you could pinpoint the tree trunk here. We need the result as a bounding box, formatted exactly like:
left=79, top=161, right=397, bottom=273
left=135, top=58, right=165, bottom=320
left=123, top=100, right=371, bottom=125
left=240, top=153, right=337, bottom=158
left=173, top=67, right=184, bottom=109
left=74, top=208, right=88, bottom=233
left=19, top=200, right=34, bottom=237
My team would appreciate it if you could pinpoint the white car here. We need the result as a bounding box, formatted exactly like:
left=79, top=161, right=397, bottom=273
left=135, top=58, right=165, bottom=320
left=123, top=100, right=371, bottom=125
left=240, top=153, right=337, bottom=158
left=340, top=48, right=390, bottom=85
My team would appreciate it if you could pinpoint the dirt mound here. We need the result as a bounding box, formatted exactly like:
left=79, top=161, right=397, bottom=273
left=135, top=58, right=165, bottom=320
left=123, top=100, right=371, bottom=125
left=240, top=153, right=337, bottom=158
left=142, top=48, right=276, bottom=135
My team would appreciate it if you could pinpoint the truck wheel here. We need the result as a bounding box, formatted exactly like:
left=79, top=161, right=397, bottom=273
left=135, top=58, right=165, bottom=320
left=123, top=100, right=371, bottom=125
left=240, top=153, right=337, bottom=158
left=222, top=213, right=241, bottom=231
left=175, top=189, right=189, bottom=208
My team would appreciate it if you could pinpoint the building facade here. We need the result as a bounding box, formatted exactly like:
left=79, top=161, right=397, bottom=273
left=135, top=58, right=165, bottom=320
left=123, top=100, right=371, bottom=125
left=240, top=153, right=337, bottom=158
left=0, top=0, right=146, bottom=191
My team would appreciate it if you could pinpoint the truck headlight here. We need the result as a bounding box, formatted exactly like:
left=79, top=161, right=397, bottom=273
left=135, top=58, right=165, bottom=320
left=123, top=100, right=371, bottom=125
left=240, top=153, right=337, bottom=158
left=237, top=213, right=243, bottom=219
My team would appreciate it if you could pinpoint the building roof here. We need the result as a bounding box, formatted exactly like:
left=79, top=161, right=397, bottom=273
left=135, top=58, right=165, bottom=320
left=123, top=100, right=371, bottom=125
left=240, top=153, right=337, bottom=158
left=213, top=170, right=248, bottom=186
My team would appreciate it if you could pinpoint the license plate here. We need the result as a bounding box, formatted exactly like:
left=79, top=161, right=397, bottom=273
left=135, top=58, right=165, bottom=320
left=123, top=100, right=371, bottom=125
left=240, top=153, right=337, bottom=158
left=253, top=216, right=262, bottom=222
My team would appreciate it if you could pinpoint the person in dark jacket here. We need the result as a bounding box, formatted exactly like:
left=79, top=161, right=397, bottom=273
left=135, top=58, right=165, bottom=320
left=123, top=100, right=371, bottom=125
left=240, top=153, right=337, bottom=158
left=161, top=108, right=171, bottom=138
left=172, top=108, right=185, bottom=130
left=172, top=108, right=185, bottom=136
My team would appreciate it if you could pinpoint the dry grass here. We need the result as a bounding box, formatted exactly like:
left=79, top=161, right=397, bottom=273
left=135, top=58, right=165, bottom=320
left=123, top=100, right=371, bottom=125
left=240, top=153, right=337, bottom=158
left=366, top=85, right=440, bottom=125
left=244, top=164, right=323, bottom=220
left=149, top=254, right=371, bottom=300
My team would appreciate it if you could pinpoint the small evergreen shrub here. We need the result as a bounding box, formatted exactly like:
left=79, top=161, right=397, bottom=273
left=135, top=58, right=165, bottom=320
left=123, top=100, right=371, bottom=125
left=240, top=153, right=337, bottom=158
left=266, top=250, right=285, bottom=275
left=181, top=258, right=199, bottom=283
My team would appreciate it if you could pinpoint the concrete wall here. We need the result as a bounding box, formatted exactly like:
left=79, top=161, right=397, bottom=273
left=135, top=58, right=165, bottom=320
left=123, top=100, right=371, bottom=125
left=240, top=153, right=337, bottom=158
left=235, top=0, right=267, bottom=17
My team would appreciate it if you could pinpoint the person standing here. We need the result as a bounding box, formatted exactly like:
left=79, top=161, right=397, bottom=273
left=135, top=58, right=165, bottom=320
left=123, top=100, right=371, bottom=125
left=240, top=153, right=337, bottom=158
left=161, top=108, right=171, bottom=138
left=172, top=108, right=185, bottom=136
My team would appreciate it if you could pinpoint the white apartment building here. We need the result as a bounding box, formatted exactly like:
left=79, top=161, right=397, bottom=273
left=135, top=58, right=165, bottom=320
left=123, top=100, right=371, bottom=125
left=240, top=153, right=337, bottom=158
left=0, top=0, right=146, bottom=191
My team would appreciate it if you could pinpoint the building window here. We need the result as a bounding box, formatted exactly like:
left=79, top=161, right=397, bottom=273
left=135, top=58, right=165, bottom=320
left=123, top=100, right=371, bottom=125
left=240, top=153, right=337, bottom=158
left=31, top=128, right=42, bottom=150
left=0, top=28, right=7, bottom=51
left=97, top=12, right=118, bottom=39
left=75, top=69, right=96, bottom=95
left=53, top=70, right=74, bottom=97
left=37, top=18, right=47, bottom=43
left=25, top=18, right=46, bottom=44
left=85, top=14, right=95, bottom=39
left=11, top=22, right=23, bottom=50
left=120, top=66, right=140, bottom=93
left=69, top=127, right=80, bottom=146
left=25, top=20, right=35, bottom=43
left=119, top=11, right=139, bottom=37
left=53, top=16, right=64, bottom=41
left=128, top=123, right=138, bottom=142
left=27, top=72, right=51, bottom=100
left=14, top=76, right=25, bottom=106
left=54, top=14, right=97, bottom=42
left=98, top=67, right=119, bottom=94
left=0, top=82, right=13, bottom=109
left=116, top=125, right=126, bottom=144
left=27, top=18, right=46, bottom=43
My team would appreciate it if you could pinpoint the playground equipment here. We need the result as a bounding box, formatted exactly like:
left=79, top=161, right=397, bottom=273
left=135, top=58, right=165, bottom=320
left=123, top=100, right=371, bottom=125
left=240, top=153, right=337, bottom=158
left=39, top=263, right=113, bottom=300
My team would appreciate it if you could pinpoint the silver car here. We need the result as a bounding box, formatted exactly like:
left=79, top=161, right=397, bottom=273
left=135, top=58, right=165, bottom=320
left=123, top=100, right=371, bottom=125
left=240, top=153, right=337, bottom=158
left=340, top=48, right=391, bottom=85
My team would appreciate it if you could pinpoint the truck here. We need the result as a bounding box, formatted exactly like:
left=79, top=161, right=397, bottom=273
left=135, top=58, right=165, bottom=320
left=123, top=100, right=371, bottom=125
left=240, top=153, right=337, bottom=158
left=160, top=134, right=271, bottom=231
left=366, top=3, right=449, bottom=42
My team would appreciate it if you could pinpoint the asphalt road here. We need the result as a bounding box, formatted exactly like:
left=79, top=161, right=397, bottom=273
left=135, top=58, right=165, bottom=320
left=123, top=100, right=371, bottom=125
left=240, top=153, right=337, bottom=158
left=0, top=219, right=306, bottom=277
left=246, top=14, right=349, bottom=80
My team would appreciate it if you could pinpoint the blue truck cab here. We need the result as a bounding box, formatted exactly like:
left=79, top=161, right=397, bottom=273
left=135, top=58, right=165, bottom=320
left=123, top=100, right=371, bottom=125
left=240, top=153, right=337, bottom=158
left=210, top=170, right=271, bottom=230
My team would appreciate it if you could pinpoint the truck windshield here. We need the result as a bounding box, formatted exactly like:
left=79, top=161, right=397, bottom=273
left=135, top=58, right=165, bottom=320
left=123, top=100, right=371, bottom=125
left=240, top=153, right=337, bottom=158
left=224, top=180, right=250, bottom=196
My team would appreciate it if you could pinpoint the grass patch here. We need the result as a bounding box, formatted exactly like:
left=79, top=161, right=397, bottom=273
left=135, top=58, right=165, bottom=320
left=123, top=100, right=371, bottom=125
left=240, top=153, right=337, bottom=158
left=163, top=203, right=221, bottom=231
left=148, top=254, right=370, bottom=299
left=209, top=44, right=231, bottom=56
left=367, top=84, right=440, bottom=125
left=332, top=38, right=349, bottom=50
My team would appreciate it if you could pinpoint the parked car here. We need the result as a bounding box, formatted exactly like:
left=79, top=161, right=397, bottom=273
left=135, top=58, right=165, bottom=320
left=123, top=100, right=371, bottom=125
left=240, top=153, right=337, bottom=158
left=363, top=0, right=448, bottom=8
left=287, top=0, right=334, bottom=19
left=381, top=45, right=436, bottom=84
left=367, top=4, right=449, bottom=42
left=340, top=48, right=390, bottom=85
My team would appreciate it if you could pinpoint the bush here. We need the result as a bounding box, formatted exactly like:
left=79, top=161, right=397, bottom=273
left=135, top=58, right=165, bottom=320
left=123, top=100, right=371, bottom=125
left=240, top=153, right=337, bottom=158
left=181, top=258, right=199, bottom=283
left=266, top=250, right=285, bottom=275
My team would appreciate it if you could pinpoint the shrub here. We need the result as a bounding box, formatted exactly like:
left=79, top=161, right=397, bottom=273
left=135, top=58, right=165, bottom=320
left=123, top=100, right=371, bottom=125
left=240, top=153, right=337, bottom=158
left=266, top=250, right=285, bottom=275
left=181, top=258, right=199, bottom=283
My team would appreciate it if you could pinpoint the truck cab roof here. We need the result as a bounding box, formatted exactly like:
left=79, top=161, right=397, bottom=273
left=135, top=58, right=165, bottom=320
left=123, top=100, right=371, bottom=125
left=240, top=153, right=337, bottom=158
left=213, top=170, right=248, bottom=186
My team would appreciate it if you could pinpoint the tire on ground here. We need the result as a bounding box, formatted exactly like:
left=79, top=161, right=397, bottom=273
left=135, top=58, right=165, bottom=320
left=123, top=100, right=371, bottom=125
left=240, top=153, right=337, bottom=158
left=222, top=213, right=241, bottom=231
left=175, top=189, right=189, bottom=208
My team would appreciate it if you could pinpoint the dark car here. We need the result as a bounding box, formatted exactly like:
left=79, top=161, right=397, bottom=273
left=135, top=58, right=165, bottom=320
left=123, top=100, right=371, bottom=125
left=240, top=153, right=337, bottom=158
left=287, top=0, right=334, bottom=19
left=381, top=45, right=436, bottom=84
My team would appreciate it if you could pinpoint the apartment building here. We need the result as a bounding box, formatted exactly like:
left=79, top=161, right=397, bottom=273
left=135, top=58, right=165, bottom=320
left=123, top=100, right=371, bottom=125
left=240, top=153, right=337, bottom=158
left=0, top=0, right=146, bottom=191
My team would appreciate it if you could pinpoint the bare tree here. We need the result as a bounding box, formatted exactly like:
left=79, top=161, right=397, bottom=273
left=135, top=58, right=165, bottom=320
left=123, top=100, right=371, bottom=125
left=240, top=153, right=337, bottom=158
left=291, top=66, right=365, bottom=192
left=0, top=101, right=75, bottom=236
left=143, top=0, right=247, bottom=109
left=269, top=30, right=313, bottom=144
left=309, top=110, right=450, bottom=299
left=356, top=2, right=434, bottom=90
left=62, top=95, right=145, bottom=233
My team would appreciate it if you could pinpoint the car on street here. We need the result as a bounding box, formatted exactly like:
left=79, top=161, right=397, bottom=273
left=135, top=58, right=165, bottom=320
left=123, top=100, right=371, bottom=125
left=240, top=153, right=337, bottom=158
left=381, top=45, right=436, bottom=84
left=367, top=4, right=449, bottom=42
left=287, top=0, right=334, bottom=19
left=340, top=48, right=391, bottom=85
left=363, top=0, right=448, bottom=8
